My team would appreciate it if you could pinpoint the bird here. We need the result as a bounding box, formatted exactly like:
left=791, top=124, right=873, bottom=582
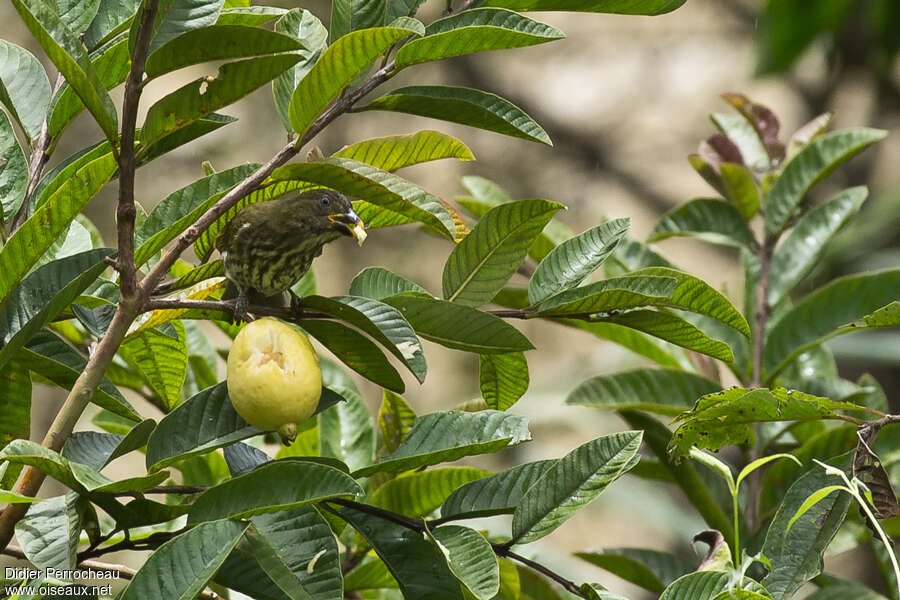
left=215, top=188, right=366, bottom=322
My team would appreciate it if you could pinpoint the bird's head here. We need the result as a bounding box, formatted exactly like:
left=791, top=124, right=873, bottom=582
left=290, top=189, right=367, bottom=246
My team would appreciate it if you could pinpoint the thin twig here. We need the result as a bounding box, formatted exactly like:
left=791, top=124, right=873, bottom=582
left=116, top=0, right=160, bottom=298
left=0, top=1, right=162, bottom=551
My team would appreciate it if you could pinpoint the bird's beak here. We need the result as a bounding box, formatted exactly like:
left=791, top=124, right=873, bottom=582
left=328, top=210, right=367, bottom=246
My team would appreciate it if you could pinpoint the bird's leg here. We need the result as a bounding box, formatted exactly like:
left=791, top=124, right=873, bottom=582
left=289, top=290, right=304, bottom=320
left=229, top=288, right=253, bottom=324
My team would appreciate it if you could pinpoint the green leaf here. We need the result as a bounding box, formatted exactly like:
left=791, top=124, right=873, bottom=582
left=354, top=410, right=531, bottom=477
left=481, top=0, right=685, bottom=14
left=0, top=40, right=51, bottom=141
left=443, top=199, right=563, bottom=306
left=567, top=369, right=721, bottom=417
left=362, top=85, right=551, bottom=145
left=187, top=461, right=362, bottom=523
left=330, top=0, right=384, bottom=40
left=339, top=505, right=465, bottom=600
left=63, top=420, right=155, bottom=470
left=0, top=490, right=40, bottom=503
left=599, top=309, right=734, bottom=361
left=511, top=431, right=642, bottom=544
left=141, top=0, right=225, bottom=56
left=767, top=186, right=867, bottom=307
left=629, top=267, right=751, bottom=337
left=372, top=467, right=488, bottom=517
left=350, top=266, right=428, bottom=299
left=765, top=128, right=886, bottom=234
left=135, top=164, right=258, bottom=266
left=430, top=525, right=499, bottom=600
left=269, top=158, right=457, bottom=238
left=141, top=54, right=300, bottom=147
left=47, top=36, right=129, bottom=144
left=0, top=360, right=31, bottom=454
left=534, top=275, right=677, bottom=316
left=607, top=237, right=674, bottom=274
left=301, top=318, right=405, bottom=393
left=711, top=112, right=771, bottom=173
left=787, top=113, right=832, bottom=160
left=0, top=439, right=168, bottom=494
left=333, top=130, right=474, bottom=171
left=143, top=381, right=344, bottom=470
left=382, top=294, right=533, bottom=353
left=344, top=555, right=398, bottom=591
left=528, top=218, right=630, bottom=305
left=266, top=11, right=326, bottom=133
left=14, top=493, right=81, bottom=572
left=761, top=455, right=852, bottom=599
left=379, top=388, right=416, bottom=453
left=561, top=319, right=690, bottom=370
left=719, top=163, right=760, bottom=220
left=144, top=382, right=256, bottom=470
left=11, top=0, right=118, bottom=144
left=215, top=506, right=342, bottom=600
left=145, top=25, right=302, bottom=79
left=668, top=387, right=865, bottom=460
left=0, top=249, right=114, bottom=371
left=217, top=5, right=286, bottom=26
left=648, top=198, right=754, bottom=248
left=764, top=269, right=900, bottom=377
left=299, top=294, right=427, bottom=383
left=120, top=519, right=247, bottom=600
left=0, top=154, right=117, bottom=308
left=479, top=352, right=528, bottom=410
left=318, top=386, right=375, bottom=473
left=288, top=26, right=410, bottom=138
left=659, top=571, right=767, bottom=600
left=575, top=548, right=692, bottom=594
left=0, top=106, right=28, bottom=223
left=84, top=0, right=140, bottom=50
left=440, top=459, right=554, bottom=519
left=395, top=8, right=563, bottom=68
left=120, top=321, right=188, bottom=411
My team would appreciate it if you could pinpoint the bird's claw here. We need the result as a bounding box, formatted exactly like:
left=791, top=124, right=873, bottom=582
left=226, top=294, right=253, bottom=324
left=289, top=290, right=304, bottom=320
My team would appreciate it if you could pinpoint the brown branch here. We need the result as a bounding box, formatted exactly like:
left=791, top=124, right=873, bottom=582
left=0, top=56, right=400, bottom=551
left=116, top=0, right=160, bottom=298
left=751, top=237, right=775, bottom=388
left=112, top=485, right=206, bottom=496
left=9, top=73, right=65, bottom=232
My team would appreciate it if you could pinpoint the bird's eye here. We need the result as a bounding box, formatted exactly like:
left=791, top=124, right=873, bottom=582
left=320, top=196, right=331, bottom=208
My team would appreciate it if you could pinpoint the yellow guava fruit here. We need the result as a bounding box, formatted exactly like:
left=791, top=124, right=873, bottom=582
left=227, top=317, right=322, bottom=439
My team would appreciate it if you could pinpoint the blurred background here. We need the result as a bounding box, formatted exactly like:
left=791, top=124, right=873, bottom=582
left=2, top=0, right=899, bottom=597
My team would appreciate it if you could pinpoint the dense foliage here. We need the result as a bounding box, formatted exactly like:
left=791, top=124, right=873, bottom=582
left=0, top=0, right=897, bottom=599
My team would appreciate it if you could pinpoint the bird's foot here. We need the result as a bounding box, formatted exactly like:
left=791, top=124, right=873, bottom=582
left=289, top=290, right=304, bottom=320
left=226, top=293, right=254, bottom=324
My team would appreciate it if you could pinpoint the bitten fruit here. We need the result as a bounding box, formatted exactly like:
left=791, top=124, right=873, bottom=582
left=227, top=317, right=322, bottom=440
